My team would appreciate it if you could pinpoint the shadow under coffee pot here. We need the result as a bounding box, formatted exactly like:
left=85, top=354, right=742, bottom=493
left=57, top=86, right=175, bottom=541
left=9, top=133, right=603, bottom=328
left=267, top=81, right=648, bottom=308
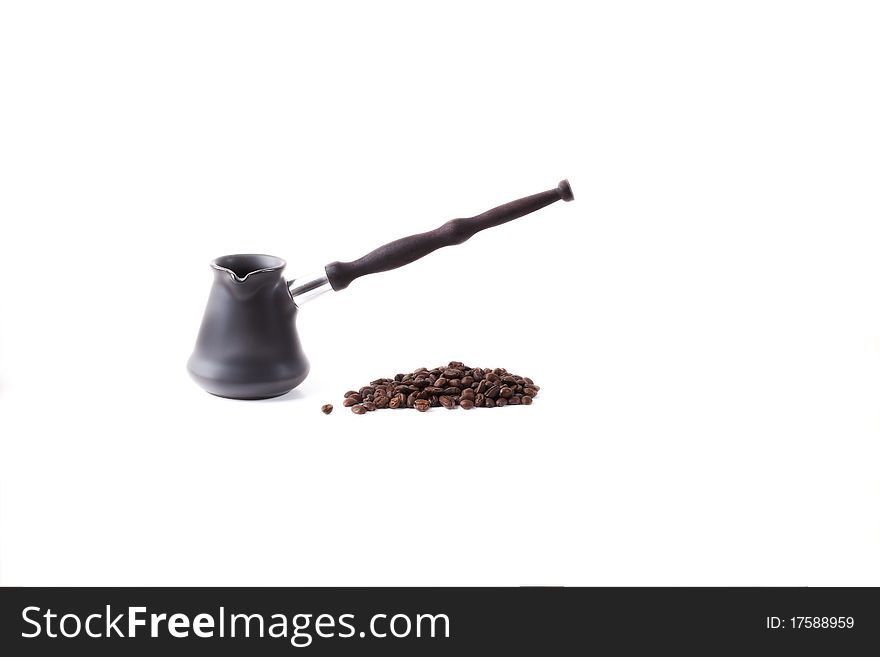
left=188, top=179, right=574, bottom=399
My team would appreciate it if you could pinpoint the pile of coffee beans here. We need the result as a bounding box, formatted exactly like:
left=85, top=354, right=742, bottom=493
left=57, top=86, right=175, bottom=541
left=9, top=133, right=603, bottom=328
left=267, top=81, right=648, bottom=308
left=339, top=362, right=539, bottom=414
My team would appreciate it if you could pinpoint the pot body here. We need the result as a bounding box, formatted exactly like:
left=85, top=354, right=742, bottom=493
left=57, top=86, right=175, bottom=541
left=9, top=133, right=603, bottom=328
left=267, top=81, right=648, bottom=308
left=187, top=259, right=309, bottom=399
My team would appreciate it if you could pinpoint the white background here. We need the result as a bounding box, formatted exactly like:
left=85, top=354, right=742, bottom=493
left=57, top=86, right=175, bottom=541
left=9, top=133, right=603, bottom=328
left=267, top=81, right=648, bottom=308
left=1, top=1, right=878, bottom=586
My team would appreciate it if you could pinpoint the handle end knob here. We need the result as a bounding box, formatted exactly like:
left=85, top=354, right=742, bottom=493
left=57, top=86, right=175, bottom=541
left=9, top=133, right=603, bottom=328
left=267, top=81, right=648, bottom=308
left=557, top=179, right=574, bottom=202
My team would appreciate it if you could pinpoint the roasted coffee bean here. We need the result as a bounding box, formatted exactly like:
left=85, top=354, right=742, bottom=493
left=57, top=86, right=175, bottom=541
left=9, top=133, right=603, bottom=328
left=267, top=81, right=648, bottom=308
left=342, top=364, right=538, bottom=414
left=321, top=404, right=333, bottom=414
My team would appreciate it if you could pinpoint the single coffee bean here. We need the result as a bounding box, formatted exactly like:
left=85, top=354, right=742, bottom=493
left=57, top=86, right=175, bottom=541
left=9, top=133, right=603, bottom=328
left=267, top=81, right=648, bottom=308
left=475, top=393, right=485, bottom=407
left=424, top=386, right=443, bottom=395
left=475, top=380, right=488, bottom=394
left=496, top=397, right=508, bottom=407
left=521, top=395, right=533, bottom=405
left=434, top=377, right=447, bottom=387
left=486, top=372, right=499, bottom=383
left=414, top=399, right=430, bottom=412
left=321, top=404, right=333, bottom=414
left=460, top=376, right=474, bottom=387
left=443, top=368, right=463, bottom=378
left=486, top=384, right=501, bottom=399
left=501, top=375, right=518, bottom=385
left=388, top=396, right=402, bottom=409
left=499, top=386, right=513, bottom=399
left=442, top=387, right=461, bottom=396
left=448, top=378, right=461, bottom=388
left=439, top=395, right=455, bottom=409
left=523, top=387, right=538, bottom=397
left=342, top=397, right=359, bottom=407
left=460, top=399, right=475, bottom=410
left=374, top=395, right=389, bottom=408
left=344, top=390, right=358, bottom=398
left=484, top=397, right=496, bottom=408
left=351, top=404, right=366, bottom=415
left=361, top=401, right=376, bottom=411
left=507, top=395, right=520, bottom=405
left=359, top=386, right=374, bottom=396
left=460, top=388, right=475, bottom=401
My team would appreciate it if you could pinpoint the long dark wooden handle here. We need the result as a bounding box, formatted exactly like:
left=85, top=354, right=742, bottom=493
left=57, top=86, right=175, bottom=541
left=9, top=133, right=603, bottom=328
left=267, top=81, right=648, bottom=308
left=324, top=180, right=573, bottom=291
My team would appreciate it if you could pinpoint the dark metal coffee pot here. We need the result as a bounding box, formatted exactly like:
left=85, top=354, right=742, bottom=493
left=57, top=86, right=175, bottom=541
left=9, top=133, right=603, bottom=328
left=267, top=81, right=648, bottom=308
left=188, top=179, right=574, bottom=399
